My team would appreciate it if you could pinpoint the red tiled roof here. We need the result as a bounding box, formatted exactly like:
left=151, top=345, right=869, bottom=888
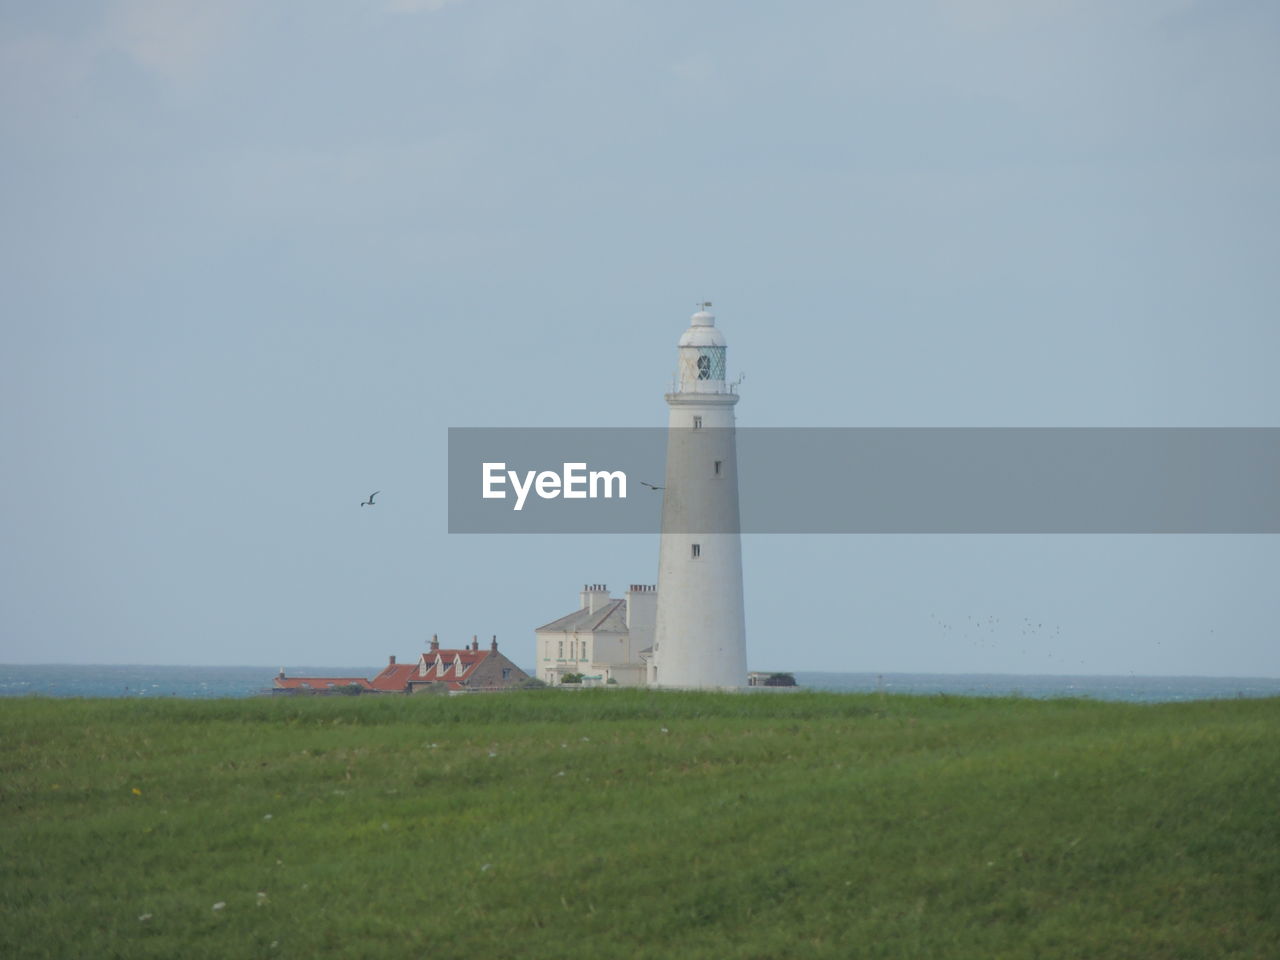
left=276, top=647, right=501, bottom=695
left=273, top=676, right=373, bottom=691
left=369, top=662, right=418, bottom=692
left=411, top=649, right=491, bottom=685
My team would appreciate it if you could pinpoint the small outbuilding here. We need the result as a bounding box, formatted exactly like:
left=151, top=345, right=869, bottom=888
left=272, top=673, right=373, bottom=695
left=747, top=671, right=798, bottom=687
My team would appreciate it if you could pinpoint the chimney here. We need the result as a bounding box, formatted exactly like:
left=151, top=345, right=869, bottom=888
left=626, top=585, right=658, bottom=651
left=471, top=635, right=479, bottom=652
left=389, top=655, right=396, bottom=666
left=277, top=668, right=285, bottom=679
left=429, top=634, right=439, bottom=652
left=580, top=583, right=611, bottom=614
left=490, top=635, right=498, bottom=652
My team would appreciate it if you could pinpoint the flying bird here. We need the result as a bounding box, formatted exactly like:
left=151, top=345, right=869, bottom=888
left=361, top=491, right=380, bottom=507
left=639, top=481, right=664, bottom=490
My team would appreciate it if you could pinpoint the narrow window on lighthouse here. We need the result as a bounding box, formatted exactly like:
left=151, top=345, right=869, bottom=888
left=691, top=543, right=701, bottom=559
left=714, top=460, right=722, bottom=476
left=693, top=416, right=702, bottom=429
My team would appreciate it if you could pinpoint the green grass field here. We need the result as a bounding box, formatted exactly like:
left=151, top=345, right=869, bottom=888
left=2, top=691, right=1277, bottom=959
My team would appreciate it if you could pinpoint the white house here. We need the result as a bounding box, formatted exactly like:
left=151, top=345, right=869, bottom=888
left=534, top=584, right=656, bottom=686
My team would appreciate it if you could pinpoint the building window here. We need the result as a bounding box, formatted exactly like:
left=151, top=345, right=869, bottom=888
left=714, top=460, right=722, bottom=476
left=502, top=668, right=511, bottom=680
left=558, top=641, right=564, bottom=658
left=693, top=416, right=702, bottom=429
left=691, top=543, right=701, bottom=559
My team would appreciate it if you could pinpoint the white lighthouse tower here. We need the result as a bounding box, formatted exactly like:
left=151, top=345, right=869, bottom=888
left=649, top=303, right=747, bottom=690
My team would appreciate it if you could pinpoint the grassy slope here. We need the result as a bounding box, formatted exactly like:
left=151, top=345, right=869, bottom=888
left=2, top=691, right=1277, bottom=959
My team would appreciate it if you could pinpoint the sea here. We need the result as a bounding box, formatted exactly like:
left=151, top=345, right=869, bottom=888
left=1, top=664, right=1278, bottom=703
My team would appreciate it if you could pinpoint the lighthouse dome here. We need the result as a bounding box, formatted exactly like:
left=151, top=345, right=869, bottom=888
left=678, top=307, right=727, bottom=348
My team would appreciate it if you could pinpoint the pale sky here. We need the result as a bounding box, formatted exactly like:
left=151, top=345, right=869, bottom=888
left=2, top=0, right=1277, bottom=676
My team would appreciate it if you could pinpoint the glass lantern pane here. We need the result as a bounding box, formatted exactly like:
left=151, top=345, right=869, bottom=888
left=701, top=347, right=726, bottom=380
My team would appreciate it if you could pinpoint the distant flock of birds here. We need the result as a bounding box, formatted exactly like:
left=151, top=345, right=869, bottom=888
left=931, top=611, right=1082, bottom=665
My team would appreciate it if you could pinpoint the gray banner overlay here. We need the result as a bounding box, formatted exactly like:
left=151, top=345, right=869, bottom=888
left=448, top=428, right=1280, bottom=533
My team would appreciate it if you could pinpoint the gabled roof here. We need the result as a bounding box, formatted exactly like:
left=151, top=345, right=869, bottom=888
left=535, top=599, right=627, bottom=634
left=411, top=648, right=491, bottom=685
left=274, top=645, right=527, bottom=695
left=273, top=676, right=373, bottom=691
left=369, top=662, right=419, bottom=692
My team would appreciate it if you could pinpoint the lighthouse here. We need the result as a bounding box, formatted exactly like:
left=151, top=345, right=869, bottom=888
left=649, top=303, right=748, bottom=689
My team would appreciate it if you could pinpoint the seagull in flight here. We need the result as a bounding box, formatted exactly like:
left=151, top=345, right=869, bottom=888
left=361, top=491, right=380, bottom=507
left=639, top=481, right=664, bottom=491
